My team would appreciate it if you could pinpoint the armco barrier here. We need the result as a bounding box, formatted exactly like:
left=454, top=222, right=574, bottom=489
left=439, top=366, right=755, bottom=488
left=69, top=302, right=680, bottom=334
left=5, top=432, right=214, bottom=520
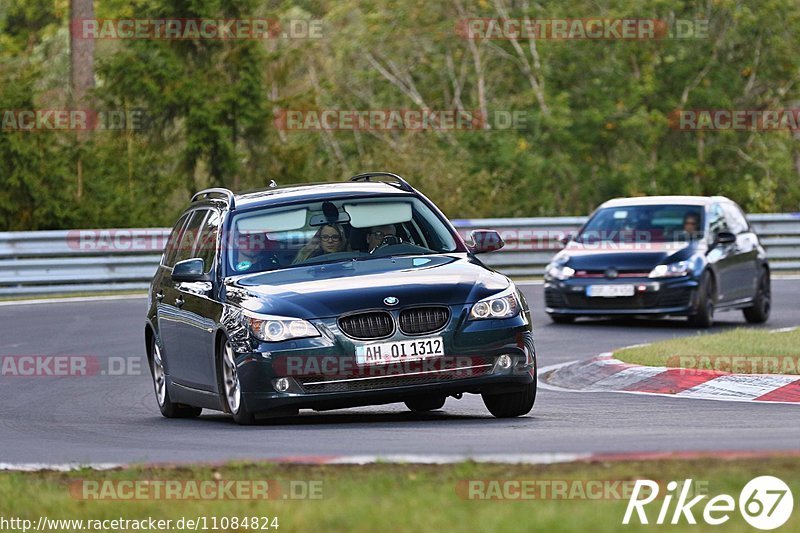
left=0, top=214, right=798, bottom=296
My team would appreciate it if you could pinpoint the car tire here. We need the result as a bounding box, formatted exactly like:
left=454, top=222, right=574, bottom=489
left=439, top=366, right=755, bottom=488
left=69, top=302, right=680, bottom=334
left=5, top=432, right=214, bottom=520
left=688, top=272, right=715, bottom=328
left=549, top=314, right=575, bottom=324
left=150, top=338, right=202, bottom=419
left=743, top=269, right=771, bottom=324
left=482, top=381, right=537, bottom=418
left=218, top=338, right=256, bottom=425
left=404, top=396, right=446, bottom=412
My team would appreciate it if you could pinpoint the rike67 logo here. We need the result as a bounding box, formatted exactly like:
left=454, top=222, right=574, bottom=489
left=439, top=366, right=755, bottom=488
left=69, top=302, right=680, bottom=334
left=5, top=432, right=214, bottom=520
left=624, top=476, right=793, bottom=530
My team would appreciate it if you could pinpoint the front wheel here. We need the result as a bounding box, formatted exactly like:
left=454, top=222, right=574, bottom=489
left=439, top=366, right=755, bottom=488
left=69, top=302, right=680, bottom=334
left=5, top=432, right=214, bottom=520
left=150, top=339, right=202, bottom=419
left=688, top=273, right=715, bottom=328
left=219, top=339, right=256, bottom=425
left=743, top=270, right=771, bottom=323
left=482, top=382, right=536, bottom=418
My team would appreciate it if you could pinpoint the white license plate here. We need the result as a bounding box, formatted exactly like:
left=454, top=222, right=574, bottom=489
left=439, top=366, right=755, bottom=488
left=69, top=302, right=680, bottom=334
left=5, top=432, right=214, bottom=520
left=586, top=284, right=635, bottom=298
left=355, top=336, right=444, bottom=366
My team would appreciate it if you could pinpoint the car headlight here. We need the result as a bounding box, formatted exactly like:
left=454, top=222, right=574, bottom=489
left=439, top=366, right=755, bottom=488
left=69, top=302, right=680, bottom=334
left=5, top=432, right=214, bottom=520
left=245, top=313, right=320, bottom=342
left=469, top=287, right=521, bottom=320
left=648, top=260, right=692, bottom=278
left=546, top=254, right=574, bottom=280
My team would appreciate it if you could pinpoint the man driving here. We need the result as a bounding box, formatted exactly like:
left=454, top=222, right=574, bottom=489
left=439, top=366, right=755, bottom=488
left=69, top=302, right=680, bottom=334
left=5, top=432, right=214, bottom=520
left=366, top=224, right=397, bottom=252
left=675, top=213, right=701, bottom=242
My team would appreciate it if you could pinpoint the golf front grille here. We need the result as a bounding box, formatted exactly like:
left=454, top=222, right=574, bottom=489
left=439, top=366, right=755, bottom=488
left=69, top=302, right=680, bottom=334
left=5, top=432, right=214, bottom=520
left=399, top=307, right=449, bottom=335
left=338, top=311, right=394, bottom=339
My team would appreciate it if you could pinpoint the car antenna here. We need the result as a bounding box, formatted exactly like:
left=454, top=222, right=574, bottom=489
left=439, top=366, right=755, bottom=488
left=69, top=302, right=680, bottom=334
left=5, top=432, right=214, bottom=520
left=268, top=179, right=277, bottom=188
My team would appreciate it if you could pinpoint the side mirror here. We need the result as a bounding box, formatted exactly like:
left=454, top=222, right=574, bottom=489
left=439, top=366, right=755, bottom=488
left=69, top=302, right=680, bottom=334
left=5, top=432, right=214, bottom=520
left=172, top=258, right=207, bottom=282
left=714, top=231, right=736, bottom=246
left=468, top=229, right=504, bottom=254
left=558, top=233, right=573, bottom=246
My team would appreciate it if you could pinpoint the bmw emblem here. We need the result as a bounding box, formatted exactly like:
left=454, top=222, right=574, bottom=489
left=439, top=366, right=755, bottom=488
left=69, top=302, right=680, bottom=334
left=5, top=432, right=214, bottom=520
left=605, top=268, right=619, bottom=279
left=384, top=296, right=399, bottom=306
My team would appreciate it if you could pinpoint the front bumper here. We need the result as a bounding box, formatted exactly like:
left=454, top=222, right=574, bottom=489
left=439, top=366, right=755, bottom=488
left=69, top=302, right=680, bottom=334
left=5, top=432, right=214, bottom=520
left=233, top=305, right=535, bottom=415
left=544, top=276, right=699, bottom=316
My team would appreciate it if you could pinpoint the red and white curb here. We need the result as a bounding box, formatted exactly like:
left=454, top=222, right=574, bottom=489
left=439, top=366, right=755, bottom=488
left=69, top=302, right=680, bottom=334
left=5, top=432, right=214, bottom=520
left=539, top=354, right=800, bottom=404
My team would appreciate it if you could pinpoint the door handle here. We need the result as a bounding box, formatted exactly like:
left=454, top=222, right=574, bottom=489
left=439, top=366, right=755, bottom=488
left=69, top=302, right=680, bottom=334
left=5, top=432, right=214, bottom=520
left=175, top=296, right=185, bottom=308
left=156, top=292, right=164, bottom=303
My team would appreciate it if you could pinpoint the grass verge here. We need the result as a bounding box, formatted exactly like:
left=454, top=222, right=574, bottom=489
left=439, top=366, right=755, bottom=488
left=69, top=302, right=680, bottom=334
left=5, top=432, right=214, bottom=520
left=614, top=327, right=800, bottom=374
left=1, top=458, right=799, bottom=532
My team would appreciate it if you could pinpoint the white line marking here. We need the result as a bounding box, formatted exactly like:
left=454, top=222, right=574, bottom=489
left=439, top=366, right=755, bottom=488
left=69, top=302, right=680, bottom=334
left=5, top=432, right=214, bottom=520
left=324, top=453, right=589, bottom=465
left=0, top=294, right=146, bottom=307
left=0, top=463, right=122, bottom=472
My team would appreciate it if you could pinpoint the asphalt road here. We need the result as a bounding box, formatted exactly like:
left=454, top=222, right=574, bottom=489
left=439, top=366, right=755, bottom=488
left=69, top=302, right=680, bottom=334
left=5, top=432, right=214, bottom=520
left=1, top=280, right=799, bottom=465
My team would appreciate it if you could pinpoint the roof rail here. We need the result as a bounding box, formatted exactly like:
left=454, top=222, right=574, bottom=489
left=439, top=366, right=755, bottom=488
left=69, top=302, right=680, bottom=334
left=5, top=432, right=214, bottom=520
left=191, top=188, right=235, bottom=209
left=349, top=172, right=414, bottom=192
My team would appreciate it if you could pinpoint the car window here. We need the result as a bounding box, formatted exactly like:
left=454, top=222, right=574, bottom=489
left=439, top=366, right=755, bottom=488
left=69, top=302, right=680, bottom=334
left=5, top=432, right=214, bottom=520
left=173, top=209, right=208, bottom=265
left=161, top=213, right=190, bottom=267
left=722, top=203, right=749, bottom=234
left=708, top=203, right=728, bottom=237
left=194, top=210, right=221, bottom=273
left=576, top=204, right=704, bottom=243
left=226, top=196, right=459, bottom=275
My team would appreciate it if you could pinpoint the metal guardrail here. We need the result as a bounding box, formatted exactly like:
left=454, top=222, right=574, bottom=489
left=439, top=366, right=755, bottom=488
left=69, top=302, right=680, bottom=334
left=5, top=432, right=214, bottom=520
left=0, top=214, right=798, bottom=296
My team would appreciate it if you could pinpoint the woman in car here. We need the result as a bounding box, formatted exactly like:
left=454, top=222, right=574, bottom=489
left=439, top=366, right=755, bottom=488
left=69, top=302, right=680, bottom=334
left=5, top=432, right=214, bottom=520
left=293, top=223, right=347, bottom=263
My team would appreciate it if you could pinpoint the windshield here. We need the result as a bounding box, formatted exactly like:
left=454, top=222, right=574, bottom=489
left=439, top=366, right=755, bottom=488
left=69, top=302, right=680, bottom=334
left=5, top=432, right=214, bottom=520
left=576, top=204, right=705, bottom=244
left=226, top=196, right=459, bottom=275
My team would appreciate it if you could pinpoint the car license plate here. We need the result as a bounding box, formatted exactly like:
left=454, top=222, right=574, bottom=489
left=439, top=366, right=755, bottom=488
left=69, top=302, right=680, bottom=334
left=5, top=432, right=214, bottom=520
left=586, top=284, right=635, bottom=298
left=355, top=336, right=444, bottom=365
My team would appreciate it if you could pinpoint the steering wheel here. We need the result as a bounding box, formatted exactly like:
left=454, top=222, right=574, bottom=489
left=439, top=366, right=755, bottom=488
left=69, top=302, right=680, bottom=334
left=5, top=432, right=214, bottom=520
left=370, top=234, right=403, bottom=254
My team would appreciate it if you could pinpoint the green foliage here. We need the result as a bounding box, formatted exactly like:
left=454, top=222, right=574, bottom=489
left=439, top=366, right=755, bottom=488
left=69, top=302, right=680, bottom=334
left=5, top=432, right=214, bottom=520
left=2, top=0, right=800, bottom=229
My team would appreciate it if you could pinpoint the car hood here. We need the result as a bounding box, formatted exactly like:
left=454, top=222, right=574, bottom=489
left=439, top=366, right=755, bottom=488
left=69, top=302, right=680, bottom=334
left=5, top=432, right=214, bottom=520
left=559, top=241, right=699, bottom=271
left=225, top=255, right=510, bottom=319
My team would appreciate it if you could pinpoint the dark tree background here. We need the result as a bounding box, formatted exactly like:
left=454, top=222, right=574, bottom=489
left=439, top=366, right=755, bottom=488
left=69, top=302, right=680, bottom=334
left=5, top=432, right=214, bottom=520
left=1, top=0, right=799, bottom=230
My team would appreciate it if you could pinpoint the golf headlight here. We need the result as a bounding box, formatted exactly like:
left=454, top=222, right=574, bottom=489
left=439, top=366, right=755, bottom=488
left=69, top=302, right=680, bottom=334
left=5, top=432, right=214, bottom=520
left=245, top=313, right=320, bottom=342
left=648, top=260, right=691, bottom=278
left=469, top=287, right=521, bottom=320
left=546, top=255, right=575, bottom=280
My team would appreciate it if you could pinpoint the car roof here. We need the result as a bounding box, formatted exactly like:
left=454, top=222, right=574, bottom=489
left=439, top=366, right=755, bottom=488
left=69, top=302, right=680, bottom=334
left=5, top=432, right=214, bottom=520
left=599, top=195, right=732, bottom=208
left=196, top=181, right=415, bottom=211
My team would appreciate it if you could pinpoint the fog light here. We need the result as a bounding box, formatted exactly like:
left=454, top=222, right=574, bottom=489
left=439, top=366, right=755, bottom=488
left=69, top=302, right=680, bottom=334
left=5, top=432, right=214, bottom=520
left=497, top=354, right=513, bottom=370
left=273, top=377, right=290, bottom=392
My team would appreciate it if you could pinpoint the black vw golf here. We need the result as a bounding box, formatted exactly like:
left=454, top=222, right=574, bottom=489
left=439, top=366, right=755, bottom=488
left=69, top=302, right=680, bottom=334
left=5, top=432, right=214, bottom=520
left=146, top=173, right=536, bottom=424
left=544, top=196, right=771, bottom=327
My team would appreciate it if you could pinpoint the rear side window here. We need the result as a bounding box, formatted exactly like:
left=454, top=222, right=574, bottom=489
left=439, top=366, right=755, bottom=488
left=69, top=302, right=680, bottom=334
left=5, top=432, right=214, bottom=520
left=162, top=213, right=190, bottom=267
left=173, top=210, right=208, bottom=265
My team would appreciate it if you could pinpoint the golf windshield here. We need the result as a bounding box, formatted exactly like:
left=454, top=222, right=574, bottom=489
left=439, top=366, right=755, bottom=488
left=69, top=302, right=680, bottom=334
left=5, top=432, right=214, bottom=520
left=576, top=204, right=704, bottom=244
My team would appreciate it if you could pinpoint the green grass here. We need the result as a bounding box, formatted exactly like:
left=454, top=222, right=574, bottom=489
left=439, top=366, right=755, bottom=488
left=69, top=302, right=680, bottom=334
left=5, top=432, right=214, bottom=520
left=614, top=328, right=800, bottom=374
left=1, top=458, right=799, bottom=532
